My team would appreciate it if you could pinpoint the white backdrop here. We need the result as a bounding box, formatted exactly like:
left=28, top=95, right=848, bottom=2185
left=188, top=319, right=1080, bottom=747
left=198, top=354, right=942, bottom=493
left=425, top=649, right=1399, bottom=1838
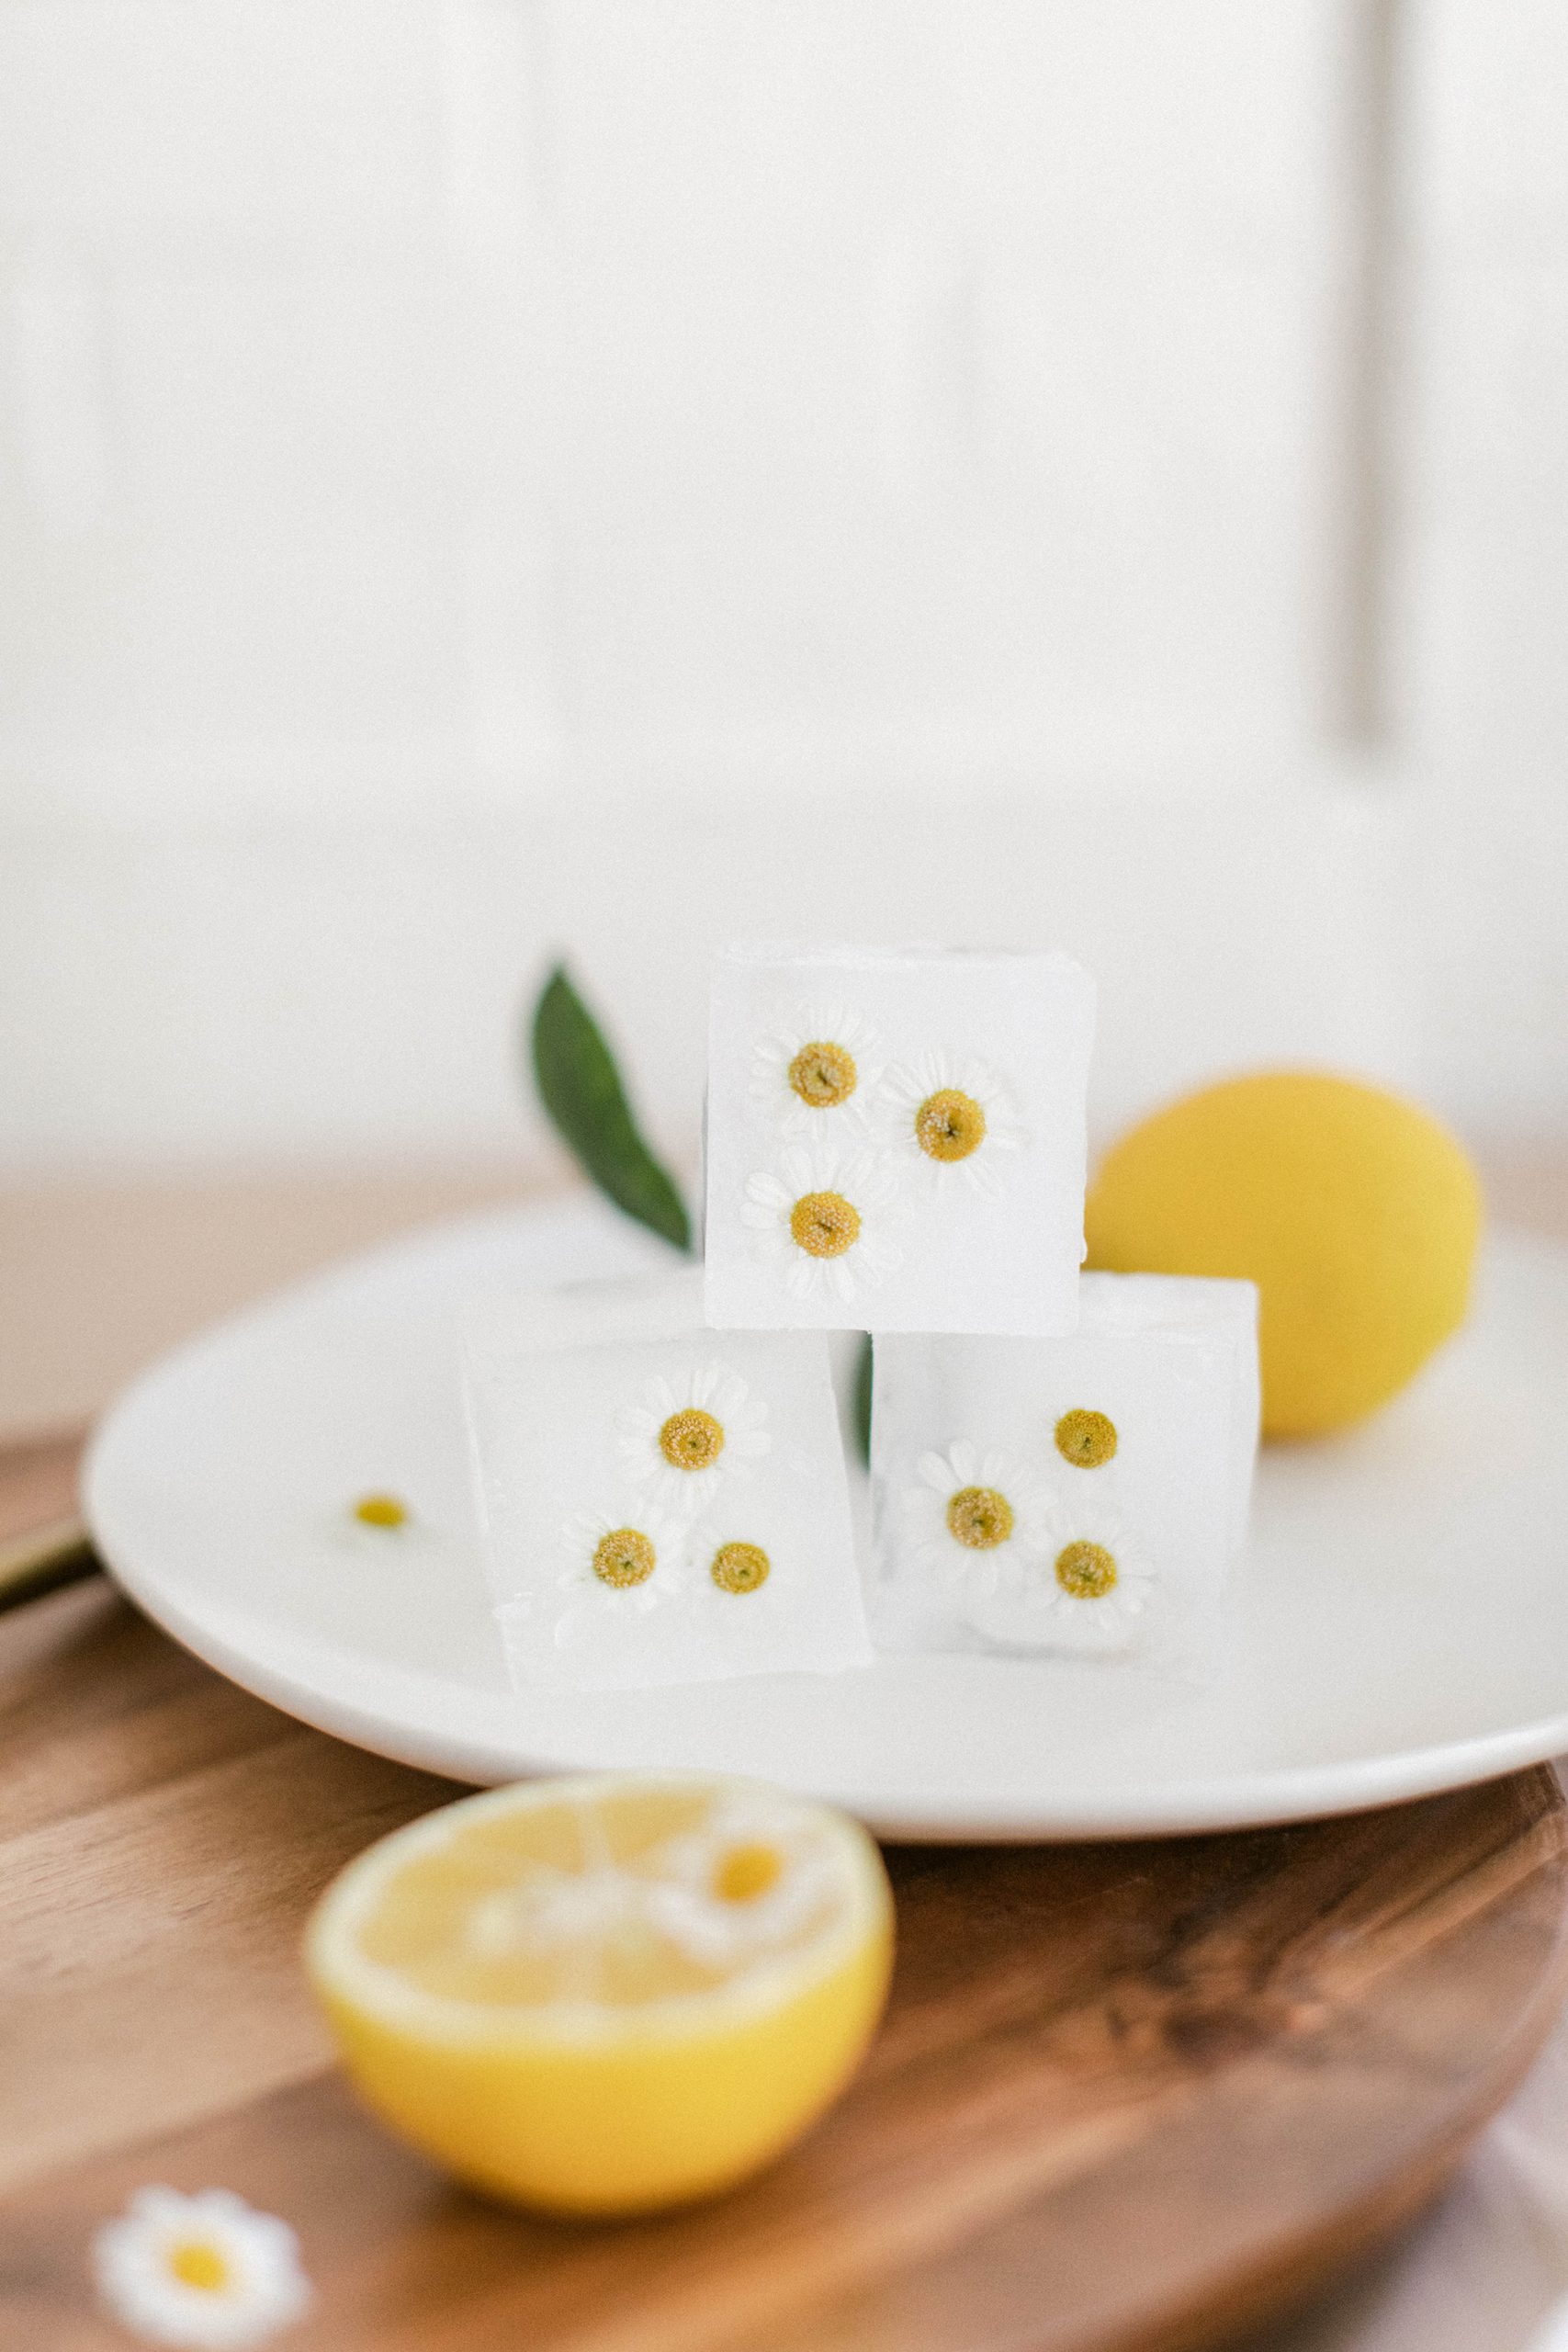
left=0, top=1, right=1563, bottom=1170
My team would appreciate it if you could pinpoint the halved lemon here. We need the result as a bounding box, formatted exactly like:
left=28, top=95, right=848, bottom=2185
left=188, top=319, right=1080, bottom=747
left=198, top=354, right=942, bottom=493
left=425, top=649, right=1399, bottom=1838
left=305, top=1772, right=894, bottom=2215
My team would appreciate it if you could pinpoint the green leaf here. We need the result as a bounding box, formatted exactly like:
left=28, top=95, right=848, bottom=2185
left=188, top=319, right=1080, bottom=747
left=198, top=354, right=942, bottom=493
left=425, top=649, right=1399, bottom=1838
left=852, top=1333, right=873, bottom=1465
left=530, top=965, right=693, bottom=1253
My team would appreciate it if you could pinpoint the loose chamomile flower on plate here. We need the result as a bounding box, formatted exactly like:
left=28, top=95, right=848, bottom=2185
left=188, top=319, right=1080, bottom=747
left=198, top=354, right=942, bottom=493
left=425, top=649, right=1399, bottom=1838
left=555, top=1506, right=690, bottom=1644
left=750, top=1005, right=886, bottom=1136
left=350, top=1489, right=412, bottom=1531
left=742, top=1145, right=905, bottom=1307
left=904, top=1442, right=1053, bottom=1604
left=615, top=1361, right=772, bottom=1515
left=883, top=1054, right=1024, bottom=1196
left=644, top=1796, right=840, bottom=1969
left=329, top=1488, right=419, bottom=1555
left=92, top=2186, right=311, bottom=2351
left=967, top=1492, right=1155, bottom=1657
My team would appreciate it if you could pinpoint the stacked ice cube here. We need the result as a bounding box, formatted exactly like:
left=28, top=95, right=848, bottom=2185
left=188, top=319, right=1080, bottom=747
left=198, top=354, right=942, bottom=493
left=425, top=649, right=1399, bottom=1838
left=704, top=944, right=1095, bottom=1334
left=466, top=1270, right=869, bottom=1691
left=468, top=944, right=1259, bottom=1690
left=868, top=1277, right=1258, bottom=1665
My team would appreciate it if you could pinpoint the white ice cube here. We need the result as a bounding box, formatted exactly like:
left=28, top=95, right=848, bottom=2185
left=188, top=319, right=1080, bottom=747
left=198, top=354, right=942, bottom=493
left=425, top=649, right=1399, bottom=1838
left=465, top=1270, right=872, bottom=1690
left=869, top=1272, right=1259, bottom=1663
left=704, top=942, right=1095, bottom=1336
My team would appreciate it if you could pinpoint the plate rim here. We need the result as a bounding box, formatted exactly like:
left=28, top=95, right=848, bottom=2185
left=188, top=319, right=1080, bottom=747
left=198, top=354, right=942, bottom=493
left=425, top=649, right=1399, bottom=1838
left=82, top=1204, right=1568, bottom=1844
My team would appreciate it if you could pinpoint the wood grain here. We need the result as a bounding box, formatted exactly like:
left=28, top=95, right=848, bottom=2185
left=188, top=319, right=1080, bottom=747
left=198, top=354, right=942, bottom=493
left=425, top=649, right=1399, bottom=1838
left=0, top=1426, right=84, bottom=1540
left=1, top=1521, right=1565, bottom=2352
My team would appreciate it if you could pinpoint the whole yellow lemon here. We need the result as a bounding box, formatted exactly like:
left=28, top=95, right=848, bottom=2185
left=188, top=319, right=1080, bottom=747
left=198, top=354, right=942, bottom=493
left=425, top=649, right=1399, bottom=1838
left=1085, top=1071, right=1483, bottom=1439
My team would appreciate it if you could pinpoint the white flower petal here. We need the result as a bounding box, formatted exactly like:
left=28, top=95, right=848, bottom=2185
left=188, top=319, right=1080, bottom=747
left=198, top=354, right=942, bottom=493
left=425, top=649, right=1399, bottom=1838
left=750, top=1006, right=889, bottom=1135
left=880, top=1050, right=1028, bottom=1193
left=611, top=1363, right=773, bottom=1514
left=743, top=1135, right=908, bottom=1307
left=645, top=1804, right=838, bottom=1964
left=780, top=1144, right=816, bottom=1192
left=899, top=1444, right=1063, bottom=1619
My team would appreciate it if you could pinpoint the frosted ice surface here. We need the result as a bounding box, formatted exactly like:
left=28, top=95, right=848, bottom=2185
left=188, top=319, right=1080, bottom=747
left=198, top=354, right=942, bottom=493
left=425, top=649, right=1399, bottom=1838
left=704, top=943, right=1094, bottom=1336
left=870, top=1272, right=1258, bottom=1665
left=465, top=1272, right=871, bottom=1691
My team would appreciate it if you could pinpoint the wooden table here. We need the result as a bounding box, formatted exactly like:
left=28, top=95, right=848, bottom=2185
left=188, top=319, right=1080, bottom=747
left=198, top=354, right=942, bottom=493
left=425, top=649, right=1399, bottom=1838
left=4, top=1164, right=1567, bottom=2352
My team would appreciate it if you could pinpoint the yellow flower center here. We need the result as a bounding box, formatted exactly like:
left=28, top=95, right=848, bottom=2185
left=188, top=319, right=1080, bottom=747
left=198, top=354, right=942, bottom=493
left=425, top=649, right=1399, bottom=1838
left=715, top=1841, right=784, bottom=1902
left=167, top=2241, right=231, bottom=2294
left=789, top=1190, right=862, bottom=1258
left=1055, top=1409, right=1119, bottom=1468
left=354, top=1492, right=408, bottom=1529
left=659, top=1408, right=726, bottom=1472
left=788, top=1040, right=857, bottom=1109
left=946, top=1486, right=1015, bottom=1549
left=711, top=1541, right=771, bottom=1595
left=1055, top=1541, right=1119, bottom=1600
left=592, top=1527, right=657, bottom=1589
left=916, top=1088, right=987, bottom=1163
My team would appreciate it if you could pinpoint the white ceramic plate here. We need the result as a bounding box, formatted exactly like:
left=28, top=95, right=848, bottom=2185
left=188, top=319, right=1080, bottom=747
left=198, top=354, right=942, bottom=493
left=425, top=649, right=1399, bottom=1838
left=84, top=1198, right=1568, bottom=1843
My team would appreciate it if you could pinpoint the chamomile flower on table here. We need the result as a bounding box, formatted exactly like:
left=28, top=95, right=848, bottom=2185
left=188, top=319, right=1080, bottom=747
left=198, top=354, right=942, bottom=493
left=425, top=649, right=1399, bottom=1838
left=644, top=1794, right=840, bottom=1968
left=903, top=1442, right=1054, bottom=1606
left=750, top=1005, right=886, bottom=1136
left=615, top=1361, right=772, bottom=1515
left=553, top=1505, right=691, bottom=1645
left=967, top=1490, right=1155, bottom=1657
left=92, top=2186, right=311, bottom=2351
left=742, top=1145, right=906, bottom=1309
left=883, top=1053, right=1024, bottom=1195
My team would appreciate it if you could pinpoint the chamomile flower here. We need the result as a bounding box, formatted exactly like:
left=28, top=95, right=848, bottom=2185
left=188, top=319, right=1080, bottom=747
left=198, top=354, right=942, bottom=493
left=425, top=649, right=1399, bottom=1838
left=349, top=1490, right=411, bottom=1531
left=883, top=1053, right=1024, bottom=1195
left=751, top=1005, right=886, bottom=1135
left=615, top=1361, right=772, bottom=1515
left=707, top=1539, right=773, bottom=1595
left=903, top=1442, right=1053, bottom=1605
left=742, top=1144, right=905, bottom=1308
left=645, top=1796, right=838, bottom=1968
left=554, top=1506, right=689, bottom=1645
left=1053, top=1408, right=1120, bottom=1471
left=331, top=1487, right=444, bottom=1562
left=92, top=2187, right=311, bottom=2351
left=966, top=1491, right=1155, bottom=1657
